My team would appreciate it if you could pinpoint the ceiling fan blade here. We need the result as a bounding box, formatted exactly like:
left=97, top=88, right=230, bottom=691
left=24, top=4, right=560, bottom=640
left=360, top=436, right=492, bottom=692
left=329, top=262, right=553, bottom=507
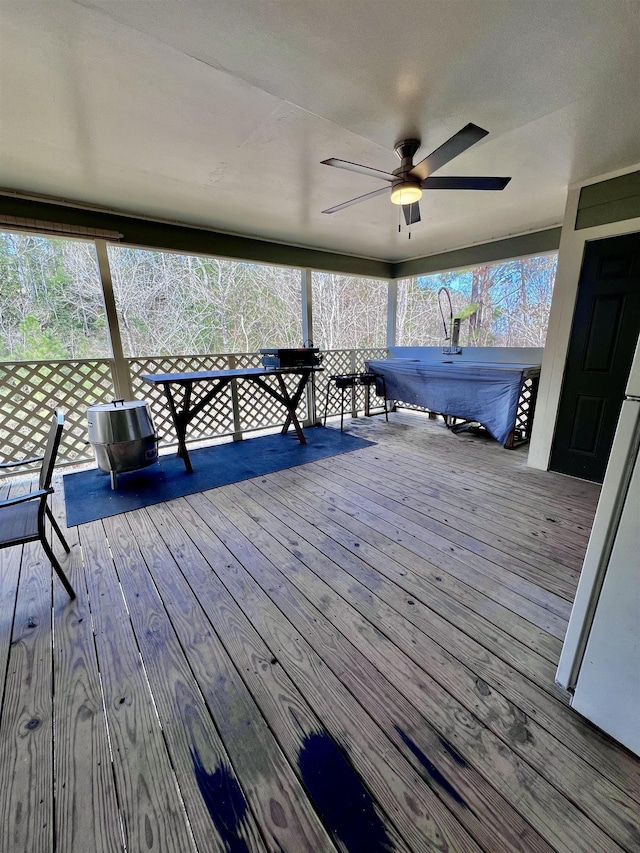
left=321, top=158, right=395, bottom=182
left=403, top=202, right=421, bottom=225
left=410, top=123, right=489, bottom=181
left=322, top=186, right=390, bottom=214
left=421, top=176, right=511, bottom=190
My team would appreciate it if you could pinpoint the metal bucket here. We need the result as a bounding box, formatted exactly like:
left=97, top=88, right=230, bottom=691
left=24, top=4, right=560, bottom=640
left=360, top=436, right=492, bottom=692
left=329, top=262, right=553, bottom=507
left=87, top=399, right=157, bottom=489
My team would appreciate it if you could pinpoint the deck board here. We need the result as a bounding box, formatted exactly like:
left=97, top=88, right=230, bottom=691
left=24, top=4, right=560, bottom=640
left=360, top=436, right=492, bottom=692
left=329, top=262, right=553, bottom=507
left=306, top=452, right=583, bottom=581
left=205, top=484, right=558, bottom=853
left=0, top=479, right=53, bottom=853
left=343, top=446, right=592, bottom=550
left=1, top=411, right=639, bottom=853
left=235, top=474, right=561, bottom=686
left=328, top=447, right=590, bottom=562
left=103, top=510, right=273, bottom=853
left=230, top=477, right=640, bottom=799
left=142, top=498, right=412, bottom=853
left=201, top=484, right=637, bottom=853
left=176, top=490, right=469, bottom=852
left=120, top=508, right=337, bottom=853
left=79, top=519, right=199, bottom=853
left=273, top=463, right=573, bottom=626
left=51, top=488, right=123, bottom=853
left=265, top=466, right=565, bottom=661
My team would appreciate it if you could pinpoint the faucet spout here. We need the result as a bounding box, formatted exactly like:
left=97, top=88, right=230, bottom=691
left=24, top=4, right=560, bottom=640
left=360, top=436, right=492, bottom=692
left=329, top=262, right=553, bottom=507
left=437, top=287, right=453, bottom=341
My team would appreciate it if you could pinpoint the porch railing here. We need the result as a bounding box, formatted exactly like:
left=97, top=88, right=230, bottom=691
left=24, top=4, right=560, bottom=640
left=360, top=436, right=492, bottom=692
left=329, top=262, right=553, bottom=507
left=0, top=358, right=117, bottom=469
left=0, top=347, right=388, bottom=474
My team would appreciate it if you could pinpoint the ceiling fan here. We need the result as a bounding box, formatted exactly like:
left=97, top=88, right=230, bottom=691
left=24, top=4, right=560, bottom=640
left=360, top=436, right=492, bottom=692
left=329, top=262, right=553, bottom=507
left=321, top=123, right=511, bottom=225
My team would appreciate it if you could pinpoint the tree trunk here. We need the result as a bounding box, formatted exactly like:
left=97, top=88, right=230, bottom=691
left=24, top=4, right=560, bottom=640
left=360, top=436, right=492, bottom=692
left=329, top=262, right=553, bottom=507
left=468, top=265, right=491, bottom=345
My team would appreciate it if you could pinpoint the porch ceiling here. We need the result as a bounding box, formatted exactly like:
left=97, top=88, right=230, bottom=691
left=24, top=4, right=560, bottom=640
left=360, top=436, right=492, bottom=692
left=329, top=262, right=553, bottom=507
left=1, top=1, right=639, bottom=263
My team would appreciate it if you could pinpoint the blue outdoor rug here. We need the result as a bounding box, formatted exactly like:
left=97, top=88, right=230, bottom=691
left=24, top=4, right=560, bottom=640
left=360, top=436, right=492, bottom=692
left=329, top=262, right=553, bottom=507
left=63, top=426, right=374, bottom=526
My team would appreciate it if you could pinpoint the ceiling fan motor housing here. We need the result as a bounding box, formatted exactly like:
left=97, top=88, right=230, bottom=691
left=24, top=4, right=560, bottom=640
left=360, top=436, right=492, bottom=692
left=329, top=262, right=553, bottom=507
left=394, top=138, right=421, bottom=163
left=391, top=138, right=423, bottom=202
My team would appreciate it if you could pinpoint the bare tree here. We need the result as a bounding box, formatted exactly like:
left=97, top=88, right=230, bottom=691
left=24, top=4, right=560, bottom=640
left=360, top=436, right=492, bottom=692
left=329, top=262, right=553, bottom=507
left=396, top=255, right=557, bottom=349
left=312, top=273, right=387, bottom=350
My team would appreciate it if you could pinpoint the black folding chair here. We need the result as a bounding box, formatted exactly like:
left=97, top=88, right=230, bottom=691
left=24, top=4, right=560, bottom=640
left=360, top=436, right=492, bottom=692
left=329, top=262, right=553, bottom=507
left=0, top=409, right=75, bottom=599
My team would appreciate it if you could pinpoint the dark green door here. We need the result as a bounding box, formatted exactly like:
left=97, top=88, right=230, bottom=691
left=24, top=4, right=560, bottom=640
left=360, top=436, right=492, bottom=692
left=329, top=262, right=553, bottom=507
left=550, top=231, right=640, bottom=483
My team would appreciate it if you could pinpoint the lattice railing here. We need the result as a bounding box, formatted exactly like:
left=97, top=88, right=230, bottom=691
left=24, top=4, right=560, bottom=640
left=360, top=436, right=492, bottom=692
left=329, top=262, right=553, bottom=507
left=230, top=352, right=311, bottom=433
left=0, top=349, right=388, bottom=476
left=0, top=359, right=116, bottom=468
left=513, top=376, right=540, bottom=442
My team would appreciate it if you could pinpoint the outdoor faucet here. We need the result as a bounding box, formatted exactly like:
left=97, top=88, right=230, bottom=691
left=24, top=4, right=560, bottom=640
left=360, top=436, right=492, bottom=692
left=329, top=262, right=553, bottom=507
left=438, top=287, right=462, bottom=355
left=451, top=317, right=461, bottom=350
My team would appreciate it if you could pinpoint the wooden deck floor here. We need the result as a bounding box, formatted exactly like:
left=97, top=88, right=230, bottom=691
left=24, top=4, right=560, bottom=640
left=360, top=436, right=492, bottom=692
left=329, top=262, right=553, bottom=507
left=1, top=411, right=639, bottom=853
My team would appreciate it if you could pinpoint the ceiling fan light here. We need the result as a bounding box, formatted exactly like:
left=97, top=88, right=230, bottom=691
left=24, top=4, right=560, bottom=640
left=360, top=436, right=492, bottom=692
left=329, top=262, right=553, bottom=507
left=390, top=182, right=422, bottom=206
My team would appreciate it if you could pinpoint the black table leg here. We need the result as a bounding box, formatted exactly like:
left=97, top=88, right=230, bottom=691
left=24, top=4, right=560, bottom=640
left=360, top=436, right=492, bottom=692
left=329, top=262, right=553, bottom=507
left=277, top=372, right=309, bottom=443
left=163, top=382, right=193, bottom=472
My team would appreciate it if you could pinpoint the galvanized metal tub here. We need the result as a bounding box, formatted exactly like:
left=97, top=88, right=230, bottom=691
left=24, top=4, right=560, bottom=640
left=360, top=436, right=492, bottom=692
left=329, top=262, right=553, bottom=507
left=87, top=399, right=157, bottom=489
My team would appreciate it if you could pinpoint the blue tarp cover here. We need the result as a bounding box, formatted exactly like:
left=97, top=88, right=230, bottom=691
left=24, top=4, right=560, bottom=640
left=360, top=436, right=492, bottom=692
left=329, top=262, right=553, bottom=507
left=366, top=358, right=539, bottom=446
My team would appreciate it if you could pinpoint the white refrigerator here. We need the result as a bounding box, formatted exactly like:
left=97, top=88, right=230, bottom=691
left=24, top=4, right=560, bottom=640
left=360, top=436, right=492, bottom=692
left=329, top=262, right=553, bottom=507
left=556, top=334, right=640, bottom=757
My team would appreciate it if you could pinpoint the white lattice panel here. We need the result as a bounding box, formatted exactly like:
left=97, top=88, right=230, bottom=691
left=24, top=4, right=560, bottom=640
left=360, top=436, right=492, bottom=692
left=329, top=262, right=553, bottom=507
left=240, top=375, right=309, bottom=431
left=0, top=349, right=387, bottom=476
left=230, top=352, right=263, bottom=430
left=0, top=359, right=116, bottom=470
left=231, top=353, right=263, bottom=370
left=231, top=353, right=309, bottom=432
left=513, top=377, right=540, bottom=442
left=358, top=347, right=388, bottom=366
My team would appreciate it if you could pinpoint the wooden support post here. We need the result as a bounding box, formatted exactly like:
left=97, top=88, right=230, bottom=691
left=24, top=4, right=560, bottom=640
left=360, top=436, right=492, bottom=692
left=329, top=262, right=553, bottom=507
left=301, top=268, right=317, bottom=426
left=386, top=278, right=397, bottom=350
left=95, top=240, right=134, bottom=400
left=228, top=354, right=243, bottom=441
left=350, top=349, right=358, bottom=419
left=386, top=278, right=397, bottom=411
